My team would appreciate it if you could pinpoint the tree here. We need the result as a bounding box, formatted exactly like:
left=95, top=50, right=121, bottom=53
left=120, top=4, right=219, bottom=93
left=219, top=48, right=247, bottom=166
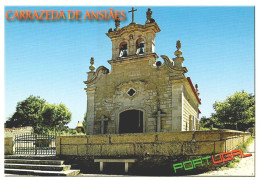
left=212, top=91, right=255, bottom=131
left=41, top=103, right=72, bottom=133
left=199, top=116, right=218, bottom=129
left=6, top=95, right=46, bottom=129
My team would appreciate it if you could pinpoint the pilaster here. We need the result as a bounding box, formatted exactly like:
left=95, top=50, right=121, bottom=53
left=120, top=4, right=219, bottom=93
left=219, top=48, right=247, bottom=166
left=171, top=80, right=184, bottom=132
left=85, top=87, right=96, bottom=135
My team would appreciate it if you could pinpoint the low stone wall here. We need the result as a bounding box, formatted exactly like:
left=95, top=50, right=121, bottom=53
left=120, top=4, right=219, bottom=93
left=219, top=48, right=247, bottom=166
left=56, top=130, right=251, bottom=157
left=4, top=126, right=33, bottom=137
left=5, top=137, right=14, bottom=155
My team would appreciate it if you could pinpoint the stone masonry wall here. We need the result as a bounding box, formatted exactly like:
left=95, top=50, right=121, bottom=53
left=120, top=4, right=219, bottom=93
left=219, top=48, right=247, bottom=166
left=88, top=56, right=178, bottom=134
left=5, top=137, right=14, bottom=155
left=4, top=126, right=34, bottom=137
left=56, top=130, right=251, bottom=157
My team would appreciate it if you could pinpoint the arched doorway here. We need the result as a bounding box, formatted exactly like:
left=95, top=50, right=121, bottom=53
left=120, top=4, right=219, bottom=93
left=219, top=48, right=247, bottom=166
left=119, top=110, right=143, bottom=134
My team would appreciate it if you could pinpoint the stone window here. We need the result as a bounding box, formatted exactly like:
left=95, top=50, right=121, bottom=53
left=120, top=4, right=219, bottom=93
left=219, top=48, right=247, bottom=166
left=136, top=38, right=145, bottom=55
left=119, top=41, right=128, bottom=57
left=127, top=88, right=136, bottom=97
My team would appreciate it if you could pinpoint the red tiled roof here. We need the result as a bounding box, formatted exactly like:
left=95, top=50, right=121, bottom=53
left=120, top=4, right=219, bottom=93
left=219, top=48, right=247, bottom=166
left=187, top=77, right=201, bottom=104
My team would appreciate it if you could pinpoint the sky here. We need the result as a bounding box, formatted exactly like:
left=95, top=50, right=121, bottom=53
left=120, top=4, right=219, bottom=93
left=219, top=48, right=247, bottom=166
left=4, top=6, right=254, bottom=128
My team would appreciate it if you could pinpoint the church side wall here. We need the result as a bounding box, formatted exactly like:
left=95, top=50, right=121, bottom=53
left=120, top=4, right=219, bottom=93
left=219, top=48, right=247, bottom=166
left=182, top=97, right=197, bottom=131
left=182, top=86, right=199, bottom=131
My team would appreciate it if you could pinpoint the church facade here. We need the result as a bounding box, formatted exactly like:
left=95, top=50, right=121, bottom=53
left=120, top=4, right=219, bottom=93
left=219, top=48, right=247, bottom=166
left=84, top=8, right=201, bottom=135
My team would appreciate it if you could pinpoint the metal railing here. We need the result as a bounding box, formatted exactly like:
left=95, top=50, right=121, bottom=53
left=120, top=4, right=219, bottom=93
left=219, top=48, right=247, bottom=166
left=14, top=132, right=56, bottom=155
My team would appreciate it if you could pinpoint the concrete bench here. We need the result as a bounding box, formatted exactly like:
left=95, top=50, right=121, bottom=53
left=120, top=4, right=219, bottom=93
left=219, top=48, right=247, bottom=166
left=94, top=159, right=137, bottom=173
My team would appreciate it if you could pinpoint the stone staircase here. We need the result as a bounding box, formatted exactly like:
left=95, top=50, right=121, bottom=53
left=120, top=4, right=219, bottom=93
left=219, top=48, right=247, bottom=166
left=4, top=155, right=80, bottom=176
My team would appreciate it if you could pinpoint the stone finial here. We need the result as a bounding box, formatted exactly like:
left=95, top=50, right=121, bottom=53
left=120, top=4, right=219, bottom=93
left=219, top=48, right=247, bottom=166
left=89, top=57, right=95, bottom=72
left=173, top=40, right=184, bottom=68
left=176, top=40, right=181, bottom=50
left=195, top=84, right=200, bottom=96
left=195, top=84, right=198, bottom=90
left=174, top=40, right=183, bottom=57
left=146, top=8, right=155, bottom=24
left=114, top=16, right=120, bottom=31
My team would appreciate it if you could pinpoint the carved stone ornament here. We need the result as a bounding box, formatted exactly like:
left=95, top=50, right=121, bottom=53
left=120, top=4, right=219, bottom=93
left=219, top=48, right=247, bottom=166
left=89, top=57, right=95, bottom=72
left=84, top=66, right=109, bottom=84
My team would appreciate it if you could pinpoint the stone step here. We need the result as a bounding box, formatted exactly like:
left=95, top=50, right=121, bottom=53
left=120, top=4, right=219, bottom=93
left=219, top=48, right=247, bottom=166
left=5, top=155, right=58, bottom=160
left=5, top=163, right=71, bottom=171
left=5, top=168, right=80, bottom=176
left=5, top=159, right=64, bottom=165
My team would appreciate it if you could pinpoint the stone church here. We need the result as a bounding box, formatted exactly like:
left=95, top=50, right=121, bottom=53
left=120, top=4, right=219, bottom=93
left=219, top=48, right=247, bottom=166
left=84, top=8, right=201, bottom=135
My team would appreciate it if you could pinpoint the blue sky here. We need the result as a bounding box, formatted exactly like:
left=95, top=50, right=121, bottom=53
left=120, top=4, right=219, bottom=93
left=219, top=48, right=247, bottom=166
left=5, top=6, right=254, bottom=128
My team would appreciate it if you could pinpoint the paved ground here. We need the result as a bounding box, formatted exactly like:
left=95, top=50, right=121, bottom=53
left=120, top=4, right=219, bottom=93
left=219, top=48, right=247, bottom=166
left=197, top=139, right=255, bottom=176
left=78, top=174, right=131, bottom=177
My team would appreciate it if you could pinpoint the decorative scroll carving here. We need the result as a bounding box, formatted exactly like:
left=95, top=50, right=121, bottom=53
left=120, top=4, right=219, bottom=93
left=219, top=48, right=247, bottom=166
left=160, top=55, right=188, bottom=74
left=160, top=55, right=174, bottom=72
left=84, top=66, right=109, bottom=84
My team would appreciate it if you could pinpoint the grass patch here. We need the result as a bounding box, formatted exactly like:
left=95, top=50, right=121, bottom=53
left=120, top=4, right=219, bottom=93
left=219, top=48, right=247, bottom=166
left=227, top=156, right=240, bottom=168
left=226, top=136, right=254, bottom=168
left=219, top=167, right=229, bottom=171
left=237, top=136, right=254, bottom=153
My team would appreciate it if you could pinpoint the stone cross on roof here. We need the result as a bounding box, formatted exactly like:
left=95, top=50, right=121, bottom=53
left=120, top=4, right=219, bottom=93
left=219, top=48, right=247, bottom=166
left=98, top=115, right=109, bottom=134
left=128, top=7, right=137, bottom=24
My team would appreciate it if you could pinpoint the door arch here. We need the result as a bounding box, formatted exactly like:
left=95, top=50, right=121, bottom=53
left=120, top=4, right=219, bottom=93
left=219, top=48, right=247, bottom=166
left=119, top=110, right=143, bottom=134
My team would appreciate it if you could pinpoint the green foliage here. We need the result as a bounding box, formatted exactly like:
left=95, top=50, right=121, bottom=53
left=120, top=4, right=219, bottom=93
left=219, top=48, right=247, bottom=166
left=6, top=95, right=46, bottom=129
left=199, top=116, right=218, bottom=129
left=226, top=136, right=254, bottom=168
left=5, top=95, right=72, bottom=134
left=57, top=128, right=85, bottom=136
left=212, top=91, right=255, bottom=131
left=200, top=127, right=218, bottom=131
left=41, top=103, right=72, bottom=133
left=237, top=136, right=254, bottom=153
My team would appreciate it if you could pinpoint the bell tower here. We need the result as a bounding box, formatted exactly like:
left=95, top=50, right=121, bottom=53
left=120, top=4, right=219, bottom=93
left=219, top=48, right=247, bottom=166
left=106, top=8, right=161, bottom=61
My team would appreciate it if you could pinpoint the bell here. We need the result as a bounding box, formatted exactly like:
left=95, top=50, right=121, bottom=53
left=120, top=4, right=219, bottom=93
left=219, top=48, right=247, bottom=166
left=139, top=47, right=144, bottom=54
left=138, top=42, right=144, bottom=54
left=139, top=42, right=144, bottom=48
left=122, top=50, right=128, bottom=57
left=122, top=44, right=127, bottom=50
